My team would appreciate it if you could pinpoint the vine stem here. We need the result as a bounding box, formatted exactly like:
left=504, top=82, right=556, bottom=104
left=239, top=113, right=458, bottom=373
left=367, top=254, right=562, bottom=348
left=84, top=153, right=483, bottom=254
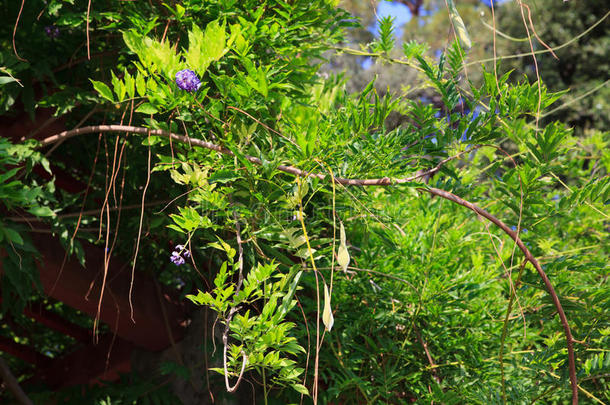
left=38, top=124, right=578, bottom=404
left=39, top=125, right=473, bottom=185
left=297, top=177, right=321, bottom=403
left=222, top=212, right=247, bottom=393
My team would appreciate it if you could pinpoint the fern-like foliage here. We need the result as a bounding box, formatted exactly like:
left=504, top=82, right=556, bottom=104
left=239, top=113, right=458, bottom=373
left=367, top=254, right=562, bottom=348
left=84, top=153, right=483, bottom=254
left=371, top=16, right=396, bottom=54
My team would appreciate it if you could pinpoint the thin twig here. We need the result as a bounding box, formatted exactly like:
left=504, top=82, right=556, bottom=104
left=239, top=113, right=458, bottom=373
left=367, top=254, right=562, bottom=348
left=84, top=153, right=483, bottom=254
left=515, top=0, right=542, bottom=128
left=466, top=10, right=609, bottom=67
left=489, top=0, right=502, bottom=96
left=129, top=129, right=152, bottom=322
left=414, top=325, right=441, bottom=384
left=223, top=212, right=247, bottom=393
left=12, top=0, right=27, bottom=62
left=226, top=105, right=299, bottom=148
left=522, top=2, right=558, bottom=60
left=297, top=179, right=322, bottom=404
left=86, top=0, right=92, bottom=60
left=540, top=79, right=610, bottom=118
left=0, top=67, right=23, bottom=87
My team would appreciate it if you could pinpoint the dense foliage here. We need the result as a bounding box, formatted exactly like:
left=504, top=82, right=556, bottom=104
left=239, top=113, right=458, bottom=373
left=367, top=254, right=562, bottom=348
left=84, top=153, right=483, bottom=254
left=0, top=0, right=608, bottom=404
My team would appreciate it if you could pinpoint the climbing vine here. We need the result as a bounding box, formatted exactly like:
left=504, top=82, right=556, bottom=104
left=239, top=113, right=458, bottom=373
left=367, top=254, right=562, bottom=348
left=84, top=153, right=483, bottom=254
left=1, top=0, right=608, bottom=404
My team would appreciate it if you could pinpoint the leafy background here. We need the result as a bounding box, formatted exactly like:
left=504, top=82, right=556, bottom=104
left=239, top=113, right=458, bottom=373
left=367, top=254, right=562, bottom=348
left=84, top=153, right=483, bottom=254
left=0, top=0, right=608, bottom=404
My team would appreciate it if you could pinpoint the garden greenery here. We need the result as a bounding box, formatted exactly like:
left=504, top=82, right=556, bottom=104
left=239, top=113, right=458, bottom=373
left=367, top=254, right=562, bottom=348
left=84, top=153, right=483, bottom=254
left=0, top=0, right=608, bottom=403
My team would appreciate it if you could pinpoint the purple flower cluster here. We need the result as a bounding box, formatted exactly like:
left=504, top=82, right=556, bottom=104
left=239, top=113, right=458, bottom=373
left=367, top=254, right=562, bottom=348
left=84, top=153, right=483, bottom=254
left=175, top=69, right=201, bottom=92
left=170, top=244, right=191, bottom=266
left=44, top=25, right=60, bottom=39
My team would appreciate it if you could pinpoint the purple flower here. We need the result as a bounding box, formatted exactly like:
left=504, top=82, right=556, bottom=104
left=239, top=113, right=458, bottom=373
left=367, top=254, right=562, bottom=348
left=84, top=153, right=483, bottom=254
left=175, top=69, right=201, bottom=92
left=175, top=244, right=190, bottom=258
left=170, top=251, right=185, bottom=266
left=170, top=245, right=190, bottom=266
left=44, top=25, right=60, bottom=39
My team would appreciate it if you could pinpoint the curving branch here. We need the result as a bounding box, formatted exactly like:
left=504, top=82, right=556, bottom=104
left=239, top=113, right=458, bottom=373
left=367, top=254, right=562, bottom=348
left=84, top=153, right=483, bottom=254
left=38, top=124, right=578, bottom=403
left=39, top=125, right=456, bottom=185
left=423, top=187, right=577, bottom=404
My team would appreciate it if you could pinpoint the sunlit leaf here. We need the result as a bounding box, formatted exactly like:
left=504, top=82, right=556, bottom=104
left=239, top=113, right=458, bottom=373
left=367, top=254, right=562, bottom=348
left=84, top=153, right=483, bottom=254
left=292, top=383, right=310, bottom=395
left=136, top=103, right=158, bottom=114
left=90, top=80, right=115, bottom=102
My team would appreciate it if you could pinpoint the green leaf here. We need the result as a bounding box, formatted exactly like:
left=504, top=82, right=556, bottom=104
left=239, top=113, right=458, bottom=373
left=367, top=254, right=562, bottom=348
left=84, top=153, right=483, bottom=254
left=111, top=70, right=126, bottom=102
left=209, top=367, right=225, bottom=376
left=90, top=80, right=114, bottom=102
left=0, top=76, right=17, bottom=85
left=187, top=20, right=228, bottom=73
left=203, top=20, right=228, bottom=63
left=292, top=383, right=309, bottom=395
left=209, top=237, right=236, bottom=259
left=136, top=103, right=158, bottom=114
left=175, top=4, right=185, bottom=19
left=256, top=67, right=268, bottom=97
left=3, top=227, right=24, bottom=245
left=122, top=30, right=143, bottom=56
left=208, top=170, right=240, bottom=184
left=372, top=16, right=395, bottom=54
left=136, top=73, right=147, bottom=97
left=279, top=270, right=302, bottom=319
left=141, top=135, right=162, bottom=146
left=27, top=206, right=55, bottom=217
left=124, top=71, right=135, bottom=99
left=167, top=224, right=185, bottom=234
left=0, top=167, right=20, bottom=183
